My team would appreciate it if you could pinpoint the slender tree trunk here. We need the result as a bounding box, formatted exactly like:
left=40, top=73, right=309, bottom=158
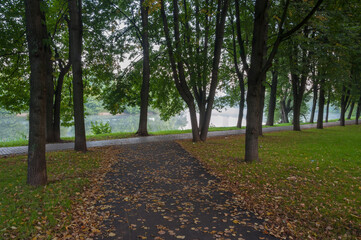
left=46, top=48, right=55, bottom=143
left=230, top=14, right=245, bottom=129
left=68, top=0, right=86, bottom=151
left=326, top=88, right=330, bottom=122
left=160, top=0, right=200, bottom=141
left=137, top=0, right=150, bottom=136
left=340, top=86, right=350, bottom=127
left=53, top=63, right=71, bottom=142
left=347, top=101, right=355, bottom=119
left=310, top=82, right=318, bottom=123
left=317, top=79, right=325, bottom=129
left=259, top=84, right=265, bottom=135
left=199, top=0, right=230, bottom=141
left=245, top=0, right=269, bottom=162
left=356, top=96, right=361, bottom=125
left=266, top=67, right=278, bottom=126
left=24, top=0, right=48, bottom=186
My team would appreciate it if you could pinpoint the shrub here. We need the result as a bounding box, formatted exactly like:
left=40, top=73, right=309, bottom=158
left=90, top=121, right=112, bottom=135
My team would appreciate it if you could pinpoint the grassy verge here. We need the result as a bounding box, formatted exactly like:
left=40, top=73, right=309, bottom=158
left=0, top=147, right=118, bottom=239
left=178, top=125, right=361, bottom=239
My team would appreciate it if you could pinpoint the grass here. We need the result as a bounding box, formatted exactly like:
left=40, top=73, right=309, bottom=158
left=0, top=148, right=112, bottom=239
left=178, top=125, right=361, bottom=239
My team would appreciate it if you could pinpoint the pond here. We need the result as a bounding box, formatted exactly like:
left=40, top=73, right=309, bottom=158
left=0, top=107, right=342, bottom=142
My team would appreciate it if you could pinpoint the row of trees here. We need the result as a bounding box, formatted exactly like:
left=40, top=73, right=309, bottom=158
left=1, top=0, right=360, bottom=185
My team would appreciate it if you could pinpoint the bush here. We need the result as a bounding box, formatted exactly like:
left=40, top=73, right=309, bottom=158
left=90, top=121, right=112, bottom=135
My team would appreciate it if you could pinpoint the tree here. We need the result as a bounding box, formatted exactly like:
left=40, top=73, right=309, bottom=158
left=24, top=0, right=49, bottom=186
left=137, top=0, right=150, bottom=136
left=266, top=59, right=279, bottom=126
left=160, top=0, right=230, bottom=142
left=244, top=0, right=323, bottom=161
left=68, top=0, right=86, bottom=151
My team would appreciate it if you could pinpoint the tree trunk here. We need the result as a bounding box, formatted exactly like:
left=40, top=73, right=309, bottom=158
left=199, top=0, right=230, bottom=141
left=259, top=84, right=265, bottom=135
left=340, top=85, right=350, bottom=127
left=326, top=88, right=330, bottom=122
left=230, top=13, right=245, bottom=129
left=347, top=101, right=355, bottom=119
left=137, top=0, right=150, bottom=136
left=160, top=0, right=200, bottom=142
left=245, top=0, right=269, bottom=162
left=46, top=49, right=55, bottom=143
left=310, top=82, right=318, bottom=123
left=317, top=79, right=325, bottom=129
left=53, top=62, right=71, bottom=142
left=24, top=0, right=48, bottom=186
left=266, top=67, right=278, bottom=126
left=68, top=0, right=87, bottom=151
left=356, top=96, right=361, bottom=125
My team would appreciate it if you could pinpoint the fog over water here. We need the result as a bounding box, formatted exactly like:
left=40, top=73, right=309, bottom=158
left=0, top=107, right=342, bottom=142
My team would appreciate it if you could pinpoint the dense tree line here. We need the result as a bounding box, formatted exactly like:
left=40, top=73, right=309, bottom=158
left=0, top=0, right=360, bottom=185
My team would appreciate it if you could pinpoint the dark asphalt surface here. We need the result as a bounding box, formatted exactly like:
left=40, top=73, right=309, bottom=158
left=96, top=142, right=278, bottom=240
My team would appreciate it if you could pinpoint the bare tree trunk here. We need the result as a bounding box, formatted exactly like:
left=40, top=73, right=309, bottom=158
left=24, top=0, right=48, bottom=186
left=266, top=66, right=278, bottom=126
left=326, top=87, right=330, bottom=122
left=310, top=82, right=318, bottom=123
left=137, top=0, right=150, bottom=136
left=317, top=79, right=325, bottom=129
left=347, top=101, right=355, bottom=119
left=68, top=0, right=87, bottom=151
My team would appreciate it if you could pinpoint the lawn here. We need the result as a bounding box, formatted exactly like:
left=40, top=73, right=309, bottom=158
left=0, top=146, right=119, bottom=239
left=178, top=125, right=361, bottom=239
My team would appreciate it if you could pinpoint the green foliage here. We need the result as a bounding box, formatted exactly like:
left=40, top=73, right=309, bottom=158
left=90, top=121, right=112, bottom=135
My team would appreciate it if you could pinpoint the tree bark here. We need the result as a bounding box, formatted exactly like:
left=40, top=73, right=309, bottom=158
left=68, top=0, right=87, bottom=151
left=245, top=0, right=269, bottom=162
left=24, top=0, right=48, bottom=186
left=137, top=0, right=150, bottom=136
left=347, top=101, right=355, bottom=119
left=317, top=79, right=325, bottom=129
left=266, top=66, right=278, bottom=126
left=310, top=82, right=318, bottom=123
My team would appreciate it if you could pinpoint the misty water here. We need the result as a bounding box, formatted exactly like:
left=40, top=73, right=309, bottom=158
left=0, top=107, right=342, bottom=142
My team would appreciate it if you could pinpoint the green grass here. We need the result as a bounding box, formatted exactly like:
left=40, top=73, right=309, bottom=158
left=0, top=149, right=107, bottom=239
left=179, top=125, right=361, bottom=239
